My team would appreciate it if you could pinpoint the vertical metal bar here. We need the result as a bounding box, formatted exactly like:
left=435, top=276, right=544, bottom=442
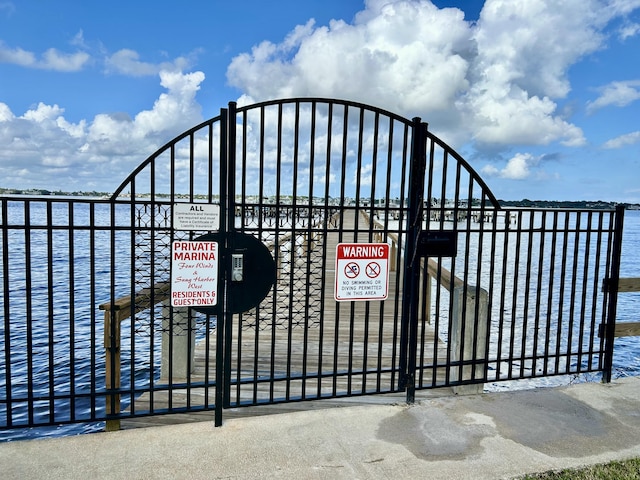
left=68, top=202, right=76, bottom=421
left=361, top=111, right=380, bottom=393
left=391, top=122, right=410, bottom=390
left=602, top=205, right=625, bottom=382
left=589, top=212, right=605, bottom=369
left=577, top=212, right=593, bottom=371
left=46, top=202, right=55, bottom=423
left=301, top=100, right=317, bottom=399
left=520, top=210, right=534, bottom=378
left=400, top=118, right=427, bottom=402
left=1, top=199, right=12, bottom=426
left=426, top=139, right=441, bottom=387
left=509, top=211, right=522, bottom=380
left=285, top=101, right=301, bottom=400
left=127, top=181, right=137, bottom=416
left=468, top=176, right=483, bottom=384
left=203, top=119, right=215, bottom=406
left=269, top=103, right=283, bottom=402
left=566, top=212, right=582, bottom=373
left=543, top=211, right=559, bottom=376
left=347, top=107, right=366, bottom=395
left=106, top=197, right=119, bottom=430
left=378, top=116, right=396, bottom=392
left=554, top=212, right=571, bottom=373
left=332, top=104, right=350, bottom=396
left=24, top=202, right=34, bottom=425
left=484, top=193, right=499, bottom=382
left=215, top=106, right=228, bottom=426
left=495, top=208, right=510, bottom=380
left=148, top=159, right=157, bottom=414
left=317, top=101, right=333, bottom=397
left=452, top=161, right=466, bottom=387
left=224, top=102, right=237, bottom=408
left=531, top=210, right=546, bottom=377
left=252, top=106, right=266, bottom=405
left=234, top=111, right=247, bottom=405
left=89, top=202, right=97, bottom=420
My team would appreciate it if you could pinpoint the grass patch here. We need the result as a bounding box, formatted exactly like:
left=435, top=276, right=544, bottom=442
left=520, top=458, right=640, bottom=479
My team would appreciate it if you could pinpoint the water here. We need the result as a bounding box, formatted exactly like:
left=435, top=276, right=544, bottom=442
left=1, top=203, right=639, bottom=441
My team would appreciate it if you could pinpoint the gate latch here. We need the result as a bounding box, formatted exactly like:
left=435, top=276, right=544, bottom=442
left=417, top=231, right=457, bottom=258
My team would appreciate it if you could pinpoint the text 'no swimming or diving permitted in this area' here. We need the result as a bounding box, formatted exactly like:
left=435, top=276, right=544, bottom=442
left=335, top=243, right=389, bottom=301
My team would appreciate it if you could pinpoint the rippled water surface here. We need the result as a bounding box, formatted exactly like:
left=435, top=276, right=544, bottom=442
left=1, top=204, right=639, bottom=441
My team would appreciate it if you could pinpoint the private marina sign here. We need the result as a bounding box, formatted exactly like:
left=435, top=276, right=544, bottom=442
left=171, top=240, right=218, bottom=307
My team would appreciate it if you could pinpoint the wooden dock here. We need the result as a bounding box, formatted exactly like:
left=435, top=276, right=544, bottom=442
left=120, top=209, right=449, bottom=429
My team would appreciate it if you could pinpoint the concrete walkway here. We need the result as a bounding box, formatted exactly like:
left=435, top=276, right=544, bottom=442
left=2, top=377, right=640, bottom=479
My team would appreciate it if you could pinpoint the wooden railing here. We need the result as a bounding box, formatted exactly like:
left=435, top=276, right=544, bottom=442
left=99, top=283, right=170, bottom=431
left=360, top=211, right=399, bottom=271
left=609, top=278, right=640, bottom=337
left=364, top=210, right=489, bottom=394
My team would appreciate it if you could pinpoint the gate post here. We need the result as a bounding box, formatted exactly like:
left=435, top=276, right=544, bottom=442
left=602, top=204, right=625, bottom=383
left=214, top=104, right=230, bottom=427
left=399, top=118, right=428, bottom=402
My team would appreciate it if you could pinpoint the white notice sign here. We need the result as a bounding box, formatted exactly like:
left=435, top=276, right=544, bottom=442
left=171, top=241, right=218, bottom=307
left=173, top=203, right=220, bottom=231
left=335, top=243, right=389, bottom=301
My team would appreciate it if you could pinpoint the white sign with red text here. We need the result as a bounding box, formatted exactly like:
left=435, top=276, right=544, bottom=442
left=171, top=241, right=218, bottom=307
left=335, top=243, right=389, bottom=301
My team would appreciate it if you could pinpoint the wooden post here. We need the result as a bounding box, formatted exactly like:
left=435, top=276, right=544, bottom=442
left=99, top=282, right=170, bottom=432
left=450, top=285, right=488, bottom=395
left=102, top=307, right=124, bottom=432
left=161, top=303, right=196, bottom=380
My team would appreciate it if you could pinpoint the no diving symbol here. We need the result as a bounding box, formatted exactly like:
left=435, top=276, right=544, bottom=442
left=365, top=262, right=381, bottom=279
left=344, top=262, right=360, bottom=278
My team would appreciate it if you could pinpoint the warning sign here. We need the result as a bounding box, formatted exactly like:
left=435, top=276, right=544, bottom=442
left=335, top=243, right=389, bottom=301
left=171, top=241, right=218, bottom=307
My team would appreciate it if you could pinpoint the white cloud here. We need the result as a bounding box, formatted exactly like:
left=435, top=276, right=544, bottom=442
left=0, top=41, right=89, bottom=71
left=0, top=41, right=35, bottom=66
left=481, top=153, right=541, bottom=180
left=22, top=103, right=65, bottom=122
left=0, top=102, right=14, bottom=121
left=619, top=21, right=640, bottom=39
left=0, top=37, right=192, bottom=76
left=40, top=48, right=90, bottom=72
left=603, top=130, right=640, bottom=148
left=586, top=80, right=640, bottom=113
left=0, top=71, right=206, bottom=190
left=105, top=49, right=194, bottom=77
left=225, top=0, right=632, bottom=150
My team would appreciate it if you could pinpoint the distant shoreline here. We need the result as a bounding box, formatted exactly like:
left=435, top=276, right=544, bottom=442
left=1, top=188, right=638, bottom=210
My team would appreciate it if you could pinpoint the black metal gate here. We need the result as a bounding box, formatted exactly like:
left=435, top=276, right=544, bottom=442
left=0, top=98, right=625, bottom=434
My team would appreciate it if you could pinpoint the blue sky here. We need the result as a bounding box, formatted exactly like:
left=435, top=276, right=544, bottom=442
left=1, top=0, right=639, bottom=202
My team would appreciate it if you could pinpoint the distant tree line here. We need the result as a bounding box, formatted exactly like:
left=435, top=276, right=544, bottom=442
left=498, top=199, right=639, bottom=210
left=1, top=187, right=638, bottom=210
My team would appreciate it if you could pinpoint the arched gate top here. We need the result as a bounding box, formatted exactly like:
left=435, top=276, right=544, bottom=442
left=112, top=97, right=499, bottom=210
